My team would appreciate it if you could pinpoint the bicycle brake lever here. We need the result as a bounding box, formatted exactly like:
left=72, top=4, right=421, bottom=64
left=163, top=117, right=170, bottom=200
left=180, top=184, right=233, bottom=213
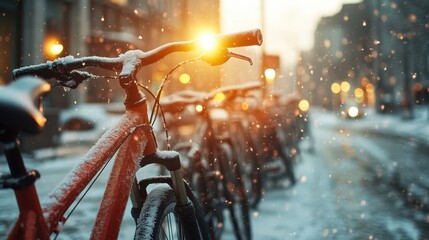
left=57, top=70, right=97, bottom=89
left=201, top=49, right=230, bottom=66
left=201, top=49, right=253, bottom=66
left=228, top=52, right=253, bottom=65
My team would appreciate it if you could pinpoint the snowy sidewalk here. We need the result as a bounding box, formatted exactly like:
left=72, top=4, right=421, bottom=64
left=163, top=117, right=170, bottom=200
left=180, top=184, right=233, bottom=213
left=312, top=106, right=429, bottom=147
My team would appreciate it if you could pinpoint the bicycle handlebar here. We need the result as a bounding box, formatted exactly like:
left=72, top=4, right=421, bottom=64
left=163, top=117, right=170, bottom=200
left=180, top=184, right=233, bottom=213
left=160, top=82, right=262, bottom=115
left=13, top=29, right=263, bottom=83
left=211, top=81, right=262, bottom=98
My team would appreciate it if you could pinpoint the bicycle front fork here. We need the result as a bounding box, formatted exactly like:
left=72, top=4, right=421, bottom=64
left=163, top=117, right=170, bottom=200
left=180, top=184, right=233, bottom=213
left=130, top=150, right=206, bottom=239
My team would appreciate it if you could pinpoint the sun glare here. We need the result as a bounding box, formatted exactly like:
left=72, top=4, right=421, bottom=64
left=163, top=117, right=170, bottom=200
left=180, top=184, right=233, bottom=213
left=198, top=33, right=217, bottom=51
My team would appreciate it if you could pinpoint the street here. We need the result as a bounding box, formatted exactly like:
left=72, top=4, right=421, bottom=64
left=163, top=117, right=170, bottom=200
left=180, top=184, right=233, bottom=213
left=1, top=111, right=429, bottom=239
left=249, top=115, right=429, bottom=240
left=1, top=0, right=429, bottom=239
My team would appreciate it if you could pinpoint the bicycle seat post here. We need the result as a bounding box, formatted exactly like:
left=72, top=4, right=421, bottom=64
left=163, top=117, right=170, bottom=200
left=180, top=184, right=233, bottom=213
left=0, top=129, right=48, bottom=239
left=0, top=130, right=27, bottom=177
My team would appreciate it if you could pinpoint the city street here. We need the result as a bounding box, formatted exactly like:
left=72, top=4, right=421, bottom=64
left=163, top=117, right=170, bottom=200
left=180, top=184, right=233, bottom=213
left=1, top=0, right=428, bottom=239
left=249, top=113, right=429, bottom=240
left=1, top=108, right=428, bottom=239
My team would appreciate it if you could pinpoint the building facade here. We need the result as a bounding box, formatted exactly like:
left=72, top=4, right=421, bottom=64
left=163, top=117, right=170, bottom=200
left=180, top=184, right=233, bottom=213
left=298, top=0, right=429, bottom=115
left=0, top=0, right=220, bottom=151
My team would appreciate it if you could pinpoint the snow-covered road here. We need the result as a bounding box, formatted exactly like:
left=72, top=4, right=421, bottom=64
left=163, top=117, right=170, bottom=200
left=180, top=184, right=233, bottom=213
left=1, top=107, right=428, bottom=239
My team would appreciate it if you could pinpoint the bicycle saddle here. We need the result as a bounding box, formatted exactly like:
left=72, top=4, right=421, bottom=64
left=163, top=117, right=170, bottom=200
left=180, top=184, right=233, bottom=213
left=0, top=76, right=51, bottom=134
left=160, top=90, right=209, bottom=114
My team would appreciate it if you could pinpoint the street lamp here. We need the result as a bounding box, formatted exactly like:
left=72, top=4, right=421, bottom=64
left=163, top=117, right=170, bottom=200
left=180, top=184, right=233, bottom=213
left=214, top=92, right=226, bottom=103
left=179, top=73, right=191, bottom=84
left=298, top=99, right=310, bottom=112
left=340, top=81, right=351, bottom=92
left=264, top=68, right=276, bottom=84
left=331, top=82, right=341, bottom=94
left=44, top=36, right=63, bottom=59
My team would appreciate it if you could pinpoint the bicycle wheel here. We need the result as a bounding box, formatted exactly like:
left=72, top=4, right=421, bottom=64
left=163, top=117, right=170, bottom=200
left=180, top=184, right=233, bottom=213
left=134, top=185, right=208, bottom=240
left=274, top=127, right=297, bottom=185
left=229, top=121, right=262, bottom=208
left=218, top=142, right=252, bottom=240
left=175, top=143, right=225, bottom=240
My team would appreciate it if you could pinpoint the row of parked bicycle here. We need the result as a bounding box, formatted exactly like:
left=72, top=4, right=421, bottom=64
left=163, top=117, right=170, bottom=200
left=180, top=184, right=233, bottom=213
left=0, top=29, right=311, bottom=239
left=156, top=81, right=311, bottom=239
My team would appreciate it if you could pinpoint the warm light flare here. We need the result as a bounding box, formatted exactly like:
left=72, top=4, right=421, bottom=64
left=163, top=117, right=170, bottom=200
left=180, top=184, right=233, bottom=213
left=348, top=106, right=359, bottom=118
left=179, top=73, right=191, bottom=84
left=366, top=83, right=374, bottom=94
left=195, top=105, right=203, bottom=112
left=331, top=83, right=341, bottom=94
left=198, top=33, right=217, bottom=51
left=354, top=88, right=364, bottom=98
left=264, top=68, right=276, bottom=82
left=340, top=81, right=351, bottom=92
left=241, top=101, right=249, bottom=111
left=214, top=92, right=226, bottom=103
left=44, top=37, right=63, bottom=58
left=298, top=99, right=310, bottom=112
left=50, top=43, right=64, bottom=55
left=354, top=88, right=364, bottom=103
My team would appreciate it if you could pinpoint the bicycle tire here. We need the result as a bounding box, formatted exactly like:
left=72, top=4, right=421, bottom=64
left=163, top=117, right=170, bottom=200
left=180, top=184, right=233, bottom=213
left=229, top=122, right=262, bottom=208
left=275, top=126, right=297, bottom=185
left=193, top=164, right=225, bottom=240
left=175, top=144, right=225, bottom=240
left=134, top=185, right=208, bottom=240
left=218, top=142, right=252, bottom=240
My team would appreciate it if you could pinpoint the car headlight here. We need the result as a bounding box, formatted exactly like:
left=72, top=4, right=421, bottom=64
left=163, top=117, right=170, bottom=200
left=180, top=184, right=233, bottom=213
left=347, top=106, right=359, bottom=118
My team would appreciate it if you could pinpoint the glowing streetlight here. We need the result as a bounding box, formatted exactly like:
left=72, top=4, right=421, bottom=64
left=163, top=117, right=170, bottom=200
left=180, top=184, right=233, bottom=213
left=347, top=106, right=359, bottom=118
left=264, top=68, right=276, bottom=83
left=298, top=99, right=310, bottom=112
left=44, top=36, right=63, bottom=59
left=214, top=92, right=226, bottom=103
left=331, top=83, right=341, bottom=94
left=340, top=81, right=351, bottom=92
left=241, top=101, right=249, bottom=111
left=195, top=104, right=203, bottom=112
left=354, top=88, right=364, bottom=103
left=179, top=73, right=191, bottom=84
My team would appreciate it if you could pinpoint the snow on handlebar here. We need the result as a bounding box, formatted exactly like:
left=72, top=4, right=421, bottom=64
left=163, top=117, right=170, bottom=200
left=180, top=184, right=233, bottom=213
left=12, top=29, right=263, bottom=83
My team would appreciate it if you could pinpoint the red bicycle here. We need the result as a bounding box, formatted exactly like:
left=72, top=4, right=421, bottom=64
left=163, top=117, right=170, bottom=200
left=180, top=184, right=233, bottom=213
left=0, top=29, right=262, bottom=239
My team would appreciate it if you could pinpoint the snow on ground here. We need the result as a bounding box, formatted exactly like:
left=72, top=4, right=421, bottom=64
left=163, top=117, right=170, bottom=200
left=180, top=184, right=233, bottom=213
left=1, top=103, right=428, bottom=239
left=312, top=105, right=429, bottom=146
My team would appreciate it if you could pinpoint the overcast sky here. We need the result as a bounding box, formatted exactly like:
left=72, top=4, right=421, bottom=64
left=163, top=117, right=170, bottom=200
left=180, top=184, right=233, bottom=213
left=221, top=0, right=362, bottom=65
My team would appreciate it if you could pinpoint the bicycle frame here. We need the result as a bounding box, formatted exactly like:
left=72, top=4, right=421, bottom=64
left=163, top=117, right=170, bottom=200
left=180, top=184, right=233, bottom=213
left=6, top=100, right=150, bottom=238
left=6, top=86, right=194, bottom=240
left=4, top=29, right=263, bottom=239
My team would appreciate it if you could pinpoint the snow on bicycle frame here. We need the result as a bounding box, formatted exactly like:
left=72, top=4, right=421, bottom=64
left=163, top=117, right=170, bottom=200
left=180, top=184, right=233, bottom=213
left=8, top=29, right=262, bottom=239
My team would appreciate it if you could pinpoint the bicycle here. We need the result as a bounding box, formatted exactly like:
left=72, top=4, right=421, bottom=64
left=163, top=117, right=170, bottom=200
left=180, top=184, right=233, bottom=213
left=159, top=88, right=253, bottom=240
left=215, top=90, right=297, bottom=189
left=0, top=29, right=262, bottom=239
left=206, top=82, right=264, bottom=209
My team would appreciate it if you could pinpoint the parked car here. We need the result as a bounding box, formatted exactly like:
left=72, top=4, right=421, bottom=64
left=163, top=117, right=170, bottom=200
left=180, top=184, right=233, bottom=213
left=60, top=103, right=122, bottom=144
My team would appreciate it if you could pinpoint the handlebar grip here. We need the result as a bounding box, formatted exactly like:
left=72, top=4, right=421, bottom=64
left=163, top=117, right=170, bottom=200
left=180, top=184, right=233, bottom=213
left=13, top=63, right=54, bottom=80
left=217, top=29, right=263, bottom=48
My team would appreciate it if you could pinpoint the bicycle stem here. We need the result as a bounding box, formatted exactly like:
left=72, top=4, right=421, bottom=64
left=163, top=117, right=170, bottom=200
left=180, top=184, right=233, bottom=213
left=119, top=66, right=189, bottom=206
